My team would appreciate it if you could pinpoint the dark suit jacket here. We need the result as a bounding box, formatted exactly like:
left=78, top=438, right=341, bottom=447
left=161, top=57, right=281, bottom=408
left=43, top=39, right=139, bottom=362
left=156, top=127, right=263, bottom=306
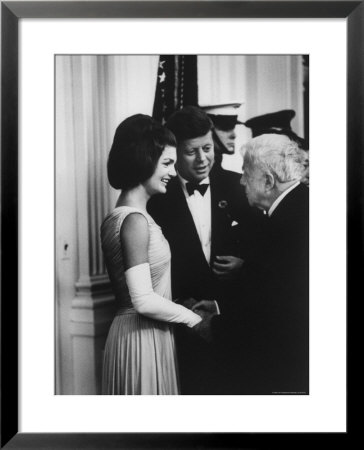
left=148, top=167, right=253, bottom=303
left=213, top=183, right=309, bottom=394
left=148, top=167, right=255, bottom=394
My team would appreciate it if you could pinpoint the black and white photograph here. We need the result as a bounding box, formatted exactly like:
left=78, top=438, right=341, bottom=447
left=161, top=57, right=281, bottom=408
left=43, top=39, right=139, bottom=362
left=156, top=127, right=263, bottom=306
left=55, top=54, right=309, bottom=396
left=1, top=1, right=354, bottom=444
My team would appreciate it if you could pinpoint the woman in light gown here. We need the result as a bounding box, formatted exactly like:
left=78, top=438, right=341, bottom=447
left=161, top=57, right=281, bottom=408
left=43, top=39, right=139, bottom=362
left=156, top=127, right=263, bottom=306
left=101, top=114, right=202, bottom=395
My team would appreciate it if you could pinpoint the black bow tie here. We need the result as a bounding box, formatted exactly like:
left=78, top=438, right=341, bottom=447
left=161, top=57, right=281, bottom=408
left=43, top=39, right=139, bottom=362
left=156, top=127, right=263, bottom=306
left=186, top=182, right=209, bottom=196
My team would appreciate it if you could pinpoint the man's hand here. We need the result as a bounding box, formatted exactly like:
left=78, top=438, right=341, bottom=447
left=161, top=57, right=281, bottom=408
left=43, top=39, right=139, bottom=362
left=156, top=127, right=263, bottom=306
left=179, top=297, right=198, bottom=310
left=212, top=255, right=244, bottom=280
left=192, top=311, right=215, bottom=343
left=192, top=300, right=218, bottom=314
left=192, top=302, right=218, bottom=343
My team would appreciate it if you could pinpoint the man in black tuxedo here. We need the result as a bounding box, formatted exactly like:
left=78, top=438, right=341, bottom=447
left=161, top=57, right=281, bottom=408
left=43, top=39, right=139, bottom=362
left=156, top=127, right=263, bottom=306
left=195, top=133, right=309, bottom=394
left=148, top=106, right=254, bottom=394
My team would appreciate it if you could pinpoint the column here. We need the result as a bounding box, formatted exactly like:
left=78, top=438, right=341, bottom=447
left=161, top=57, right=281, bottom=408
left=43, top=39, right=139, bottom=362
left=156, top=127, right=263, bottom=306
left=69, top=56, right=117, bottom=394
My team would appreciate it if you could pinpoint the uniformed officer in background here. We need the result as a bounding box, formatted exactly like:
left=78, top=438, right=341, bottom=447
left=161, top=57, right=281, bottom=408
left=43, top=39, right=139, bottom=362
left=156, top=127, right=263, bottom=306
left=201, top=102, right=244, bottom=171
left=244, top=109, right=309, bottom=185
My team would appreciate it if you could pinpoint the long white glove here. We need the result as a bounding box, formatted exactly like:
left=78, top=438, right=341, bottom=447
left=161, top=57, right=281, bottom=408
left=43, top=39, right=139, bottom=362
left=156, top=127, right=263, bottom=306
left=125, top=263, right=202, bottom=328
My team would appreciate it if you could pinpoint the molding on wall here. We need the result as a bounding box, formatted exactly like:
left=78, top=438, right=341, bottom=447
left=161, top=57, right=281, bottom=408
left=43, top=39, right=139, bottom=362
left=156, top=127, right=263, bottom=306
left=70, top=274, right=117, bottom=393
left=71, top=274, right=117, bottom=337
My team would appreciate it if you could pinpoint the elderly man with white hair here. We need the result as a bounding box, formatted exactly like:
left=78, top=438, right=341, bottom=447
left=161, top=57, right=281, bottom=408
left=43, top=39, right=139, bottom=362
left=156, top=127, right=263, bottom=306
left=193, top=133, right=309, bottom=395
left=241, top=133, right=308, bottom=213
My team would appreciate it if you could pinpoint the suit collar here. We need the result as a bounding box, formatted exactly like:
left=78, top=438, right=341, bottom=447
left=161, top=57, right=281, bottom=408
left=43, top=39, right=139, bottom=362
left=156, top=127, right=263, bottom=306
left=268, top=183, right=308, bottom=221
left=268, top=181, right=301, bottom=217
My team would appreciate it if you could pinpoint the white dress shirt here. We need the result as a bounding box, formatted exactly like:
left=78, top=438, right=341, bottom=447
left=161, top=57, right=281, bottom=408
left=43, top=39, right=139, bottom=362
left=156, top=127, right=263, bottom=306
left=178, top=174, right=212, bottom=264
left=178, top=174, right=220, bottom=315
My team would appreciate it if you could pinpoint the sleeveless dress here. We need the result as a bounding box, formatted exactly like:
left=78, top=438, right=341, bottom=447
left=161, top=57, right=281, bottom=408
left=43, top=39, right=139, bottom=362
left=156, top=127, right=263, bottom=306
left=101, top=206, right=179, bottom=395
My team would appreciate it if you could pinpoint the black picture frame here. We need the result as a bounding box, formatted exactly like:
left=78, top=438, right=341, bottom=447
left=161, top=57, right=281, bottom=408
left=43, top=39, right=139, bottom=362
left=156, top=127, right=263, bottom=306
left=1, top=1, right=359, bottom=448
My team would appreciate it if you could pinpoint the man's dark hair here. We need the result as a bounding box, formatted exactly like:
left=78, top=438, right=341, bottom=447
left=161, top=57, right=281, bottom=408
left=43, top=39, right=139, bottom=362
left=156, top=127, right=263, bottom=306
left=107, top=114, right=176, bottom=190
left=166, top=106, right=213, bottom=142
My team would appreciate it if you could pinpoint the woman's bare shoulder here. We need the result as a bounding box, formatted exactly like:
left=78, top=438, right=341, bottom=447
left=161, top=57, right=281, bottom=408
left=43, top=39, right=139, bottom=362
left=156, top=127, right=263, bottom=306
left=120, top=212, right=149, bottom=269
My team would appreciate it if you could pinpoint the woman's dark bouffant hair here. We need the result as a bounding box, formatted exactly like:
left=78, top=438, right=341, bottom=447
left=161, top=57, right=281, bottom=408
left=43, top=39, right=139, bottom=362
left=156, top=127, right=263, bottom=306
left=107, top=114, right=176, bottom=190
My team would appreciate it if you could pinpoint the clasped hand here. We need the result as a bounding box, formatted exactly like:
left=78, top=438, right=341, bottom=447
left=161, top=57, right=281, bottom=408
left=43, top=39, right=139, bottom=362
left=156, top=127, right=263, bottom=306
left=212, top=255, right=244, bottom=280
left=179, top=297, right=216, bottom=342
left=192, top=300, right=218, bottom=343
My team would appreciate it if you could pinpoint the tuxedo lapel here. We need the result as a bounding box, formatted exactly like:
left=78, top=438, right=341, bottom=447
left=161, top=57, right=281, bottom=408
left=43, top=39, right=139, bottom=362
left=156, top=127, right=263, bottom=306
left=210, top=181, right=221, bottom=261
left=269, top=183, right=308, bottom=224
left=209, top=171, right=234, bottom=260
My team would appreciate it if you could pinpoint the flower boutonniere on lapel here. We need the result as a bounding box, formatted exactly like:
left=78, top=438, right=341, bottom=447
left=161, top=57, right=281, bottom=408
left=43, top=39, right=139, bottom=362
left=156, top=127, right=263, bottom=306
left=218, top=199, right=232, bottom=222
left=218, top=200, right=228, bottom=210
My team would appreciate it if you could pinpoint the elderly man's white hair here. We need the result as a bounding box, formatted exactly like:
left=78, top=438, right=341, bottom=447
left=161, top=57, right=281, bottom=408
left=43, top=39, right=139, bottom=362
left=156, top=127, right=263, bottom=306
left=242, top=133, right=307, bottom=183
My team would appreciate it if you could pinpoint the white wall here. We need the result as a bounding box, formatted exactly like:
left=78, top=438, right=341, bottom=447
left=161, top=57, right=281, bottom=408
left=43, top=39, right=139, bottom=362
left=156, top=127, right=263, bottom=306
left=56, top=54, right=305, bottom=394
left=198, top=55, right=304, bottom=172
left=55, top=55, right=159, bottom=394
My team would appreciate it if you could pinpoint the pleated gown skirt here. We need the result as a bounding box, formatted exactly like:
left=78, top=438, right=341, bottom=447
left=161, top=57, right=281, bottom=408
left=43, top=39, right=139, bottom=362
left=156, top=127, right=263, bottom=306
left=102, top=309, right=180, bottom=395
